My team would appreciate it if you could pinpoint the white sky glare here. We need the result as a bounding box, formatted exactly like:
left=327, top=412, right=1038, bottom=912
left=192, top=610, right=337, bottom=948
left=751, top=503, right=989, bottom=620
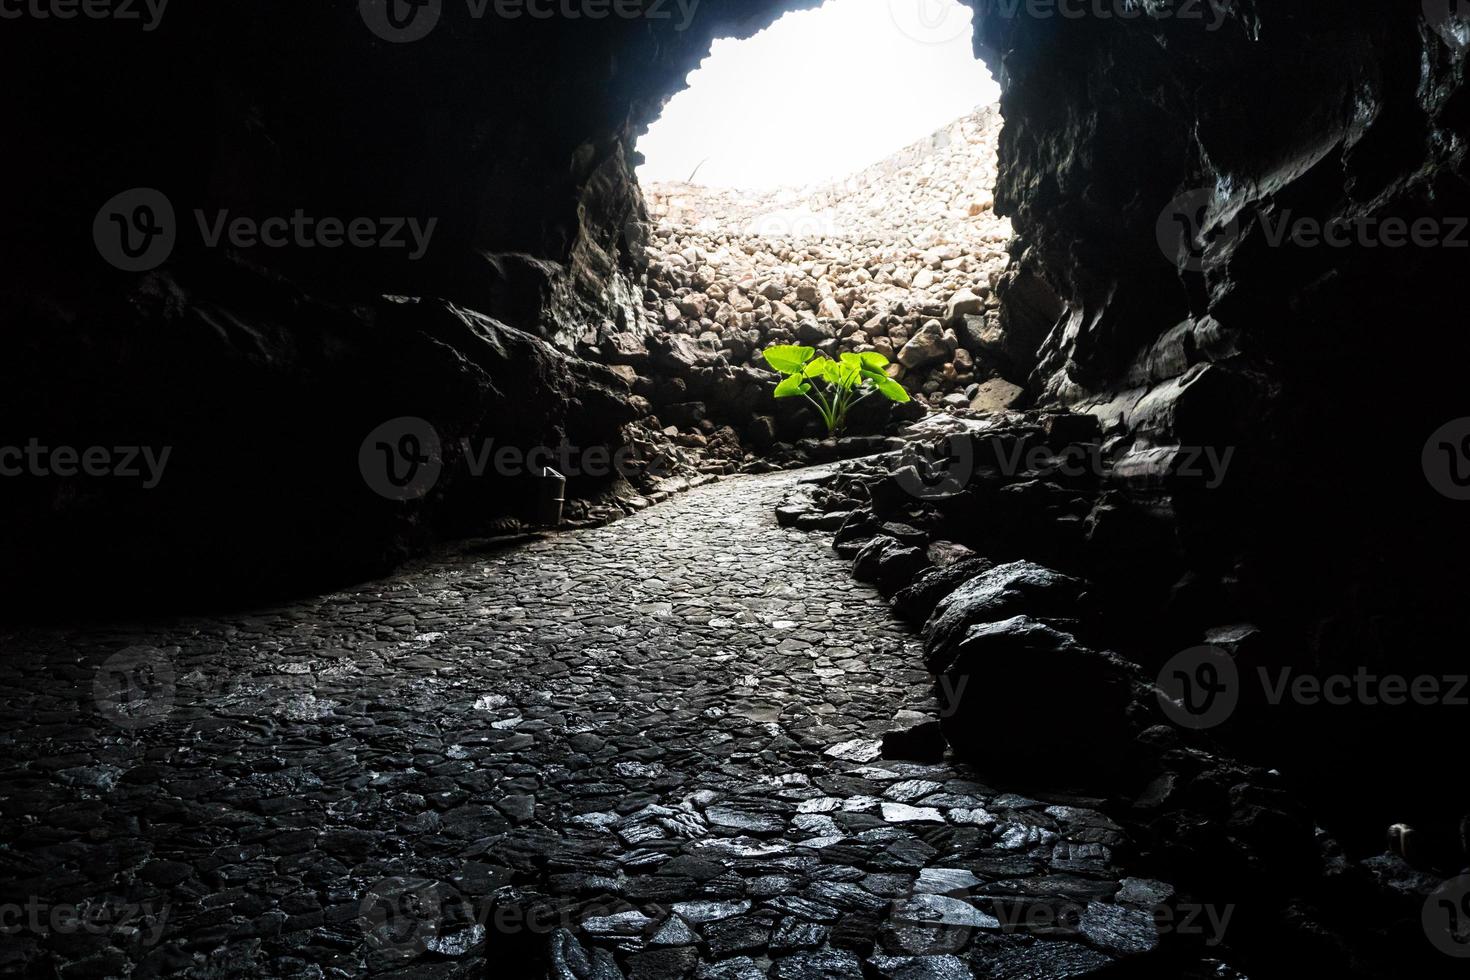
left=636, top=0, right=998, bottom=190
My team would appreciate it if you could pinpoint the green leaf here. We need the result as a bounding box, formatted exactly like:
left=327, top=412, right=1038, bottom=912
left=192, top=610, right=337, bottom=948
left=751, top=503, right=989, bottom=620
left=774, top=374, right=811, bottom=398
left=831, top=360, right=862, bottom=390
left=859, top=367, right=888, bottom=385
left=762, top=345, right=814, bottom=374
left=839, top=352, right=864, bottom=369
left=803, top=358, right=831, bottom=380
left=859, top=351, right=889, bottom=369
left=873, top=376, right=911, bottom=402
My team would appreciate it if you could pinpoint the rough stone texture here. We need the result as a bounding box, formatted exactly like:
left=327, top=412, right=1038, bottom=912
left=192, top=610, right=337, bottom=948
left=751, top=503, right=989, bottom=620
left=974, top=0, right=1470, bottom=851
left=0, top=293, right=641, bottom=612
left=0, top=470, right=1218, bottom=977
left=781, top=411, right=1468, bottom=978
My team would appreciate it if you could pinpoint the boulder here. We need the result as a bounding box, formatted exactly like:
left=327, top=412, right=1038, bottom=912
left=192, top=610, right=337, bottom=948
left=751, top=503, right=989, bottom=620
left=881, top=717, right=947, bottom=763
left=944, top=288, right=986, bottom=322
left=891, top=557, right=995, bottom=625
left=935, top=615, right=1145, bottom=782
left=603, top=331, right=652, bottom=368
left=923, top=561, right=1085, bottom=671
left=897, top=321, right=950, bottom=369
left=969, top=378, right=1024, bottom=413
left=853, top=536, right=932, bottom=595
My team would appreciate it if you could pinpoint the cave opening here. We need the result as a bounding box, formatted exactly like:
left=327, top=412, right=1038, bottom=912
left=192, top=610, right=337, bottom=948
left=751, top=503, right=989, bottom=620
left=627, top=0, right=1016, bottom=424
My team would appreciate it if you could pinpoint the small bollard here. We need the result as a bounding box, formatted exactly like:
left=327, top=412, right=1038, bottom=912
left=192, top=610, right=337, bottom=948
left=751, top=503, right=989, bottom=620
left=533, top=466, right=566, bottom=527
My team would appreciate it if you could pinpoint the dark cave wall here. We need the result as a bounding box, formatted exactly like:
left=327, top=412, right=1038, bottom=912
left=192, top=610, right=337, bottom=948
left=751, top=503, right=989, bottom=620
left=971, top=0, right=1470, bottom=598
left=10, top=1, right=826, bottom=342
left=969, top=1, right=1470, bottom=827
left=978, top=0, right=1468, bottom=507
left=1, top=0, right=825, bottom=611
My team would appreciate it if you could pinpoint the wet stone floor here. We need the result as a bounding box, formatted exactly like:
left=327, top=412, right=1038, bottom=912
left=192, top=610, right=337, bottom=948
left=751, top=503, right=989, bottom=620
left=1, top=469, right=1206, bottom=979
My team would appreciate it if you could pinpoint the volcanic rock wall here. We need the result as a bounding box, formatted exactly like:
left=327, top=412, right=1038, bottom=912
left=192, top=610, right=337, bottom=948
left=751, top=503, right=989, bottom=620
left=970, top=1, right=1470, bottom=840
left=1, top=0, right=826, bottom=612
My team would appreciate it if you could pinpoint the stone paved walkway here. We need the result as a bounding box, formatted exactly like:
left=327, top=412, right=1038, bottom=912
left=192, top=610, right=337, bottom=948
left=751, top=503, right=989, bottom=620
left=0, top=469, right=1206, bottom=979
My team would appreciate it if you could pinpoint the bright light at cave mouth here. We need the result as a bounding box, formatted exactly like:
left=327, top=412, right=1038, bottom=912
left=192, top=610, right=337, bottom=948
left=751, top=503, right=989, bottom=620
left=636, top=0, right=999, bottom=191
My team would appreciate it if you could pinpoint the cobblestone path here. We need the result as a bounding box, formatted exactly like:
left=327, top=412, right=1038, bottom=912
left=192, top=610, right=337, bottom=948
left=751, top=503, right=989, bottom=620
left=0, top=469, right=1200, bottom=979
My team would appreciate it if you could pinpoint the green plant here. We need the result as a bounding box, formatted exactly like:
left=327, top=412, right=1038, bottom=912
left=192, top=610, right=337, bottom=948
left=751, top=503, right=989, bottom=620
left=761, top=345, right=910, bottom=437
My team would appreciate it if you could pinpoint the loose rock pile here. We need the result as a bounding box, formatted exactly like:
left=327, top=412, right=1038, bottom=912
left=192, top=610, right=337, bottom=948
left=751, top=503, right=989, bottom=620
left=638, top=107, right=1017, bottom=415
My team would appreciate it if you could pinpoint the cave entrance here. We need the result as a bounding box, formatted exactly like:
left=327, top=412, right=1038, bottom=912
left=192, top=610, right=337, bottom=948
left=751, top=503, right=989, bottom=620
left=633, top=0, right=1012, bottom=414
